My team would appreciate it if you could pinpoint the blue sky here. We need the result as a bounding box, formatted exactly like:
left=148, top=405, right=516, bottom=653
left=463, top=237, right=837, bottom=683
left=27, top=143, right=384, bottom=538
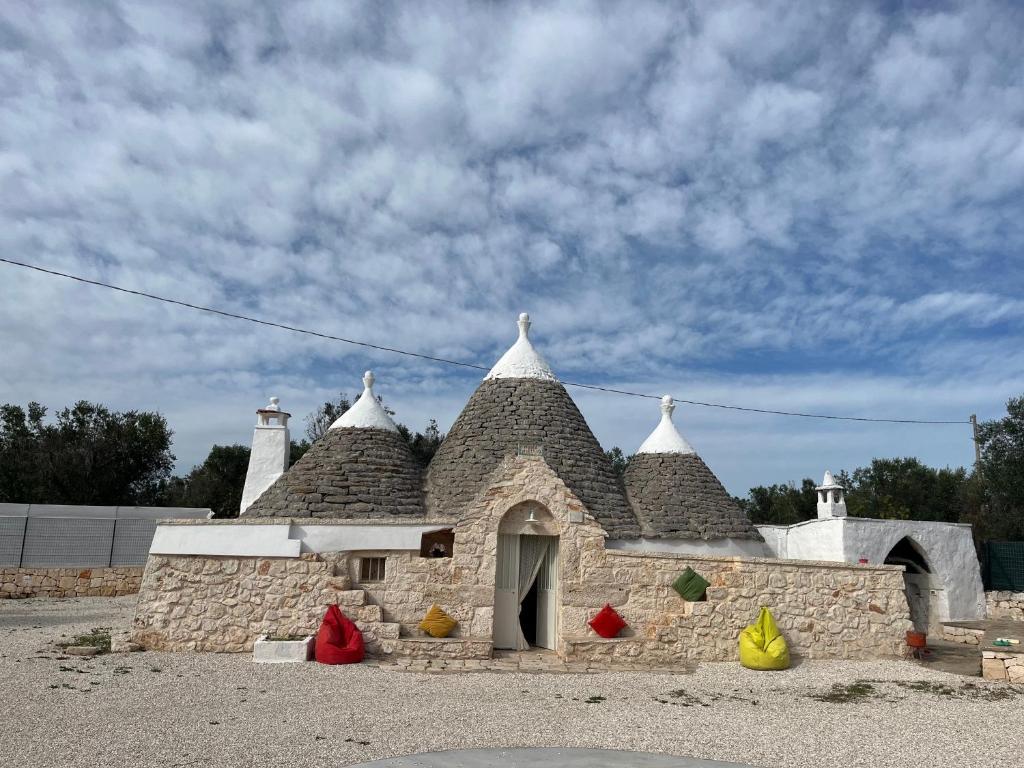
left=2, top=0, right=1023, bottom=494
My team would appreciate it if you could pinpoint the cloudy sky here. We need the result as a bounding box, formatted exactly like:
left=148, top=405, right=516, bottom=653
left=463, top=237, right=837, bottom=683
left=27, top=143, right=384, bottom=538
left=2, top=0, right=1023, bottom=494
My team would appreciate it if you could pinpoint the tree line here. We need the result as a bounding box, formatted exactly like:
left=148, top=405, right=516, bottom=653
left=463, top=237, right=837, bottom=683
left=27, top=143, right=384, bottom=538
left=2, top=393, right=1021, bottom=542
left=0, top=393, right=443, bottom=518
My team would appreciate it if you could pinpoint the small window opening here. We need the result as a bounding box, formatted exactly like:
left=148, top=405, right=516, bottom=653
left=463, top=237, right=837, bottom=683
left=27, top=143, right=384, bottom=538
left=420, top=528, right=455, bottom=558
left=360, top=556, right=387, bottom=582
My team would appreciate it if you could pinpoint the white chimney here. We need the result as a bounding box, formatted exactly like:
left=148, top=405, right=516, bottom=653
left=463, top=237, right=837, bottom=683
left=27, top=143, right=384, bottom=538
left=239, top=396, right=291, bottom=515
left=815, top=470, right=847, bottom=519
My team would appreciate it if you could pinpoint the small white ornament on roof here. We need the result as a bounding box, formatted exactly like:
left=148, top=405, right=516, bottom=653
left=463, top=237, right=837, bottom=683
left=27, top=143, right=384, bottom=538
left=329, top=371, right=399, bottom=432
left=636, top=395, right=696, bottom=455
left=816, top=470, right=847, bottom=518
left=485, top=313, right=558, bottom=381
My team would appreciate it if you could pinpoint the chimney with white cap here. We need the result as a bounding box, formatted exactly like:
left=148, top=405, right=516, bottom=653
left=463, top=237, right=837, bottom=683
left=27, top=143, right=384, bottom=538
left=240, top=396, right=291, bottom=515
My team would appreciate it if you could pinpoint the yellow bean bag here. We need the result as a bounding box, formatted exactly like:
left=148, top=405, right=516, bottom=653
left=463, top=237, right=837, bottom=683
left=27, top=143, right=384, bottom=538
left=738, top=607, right=790, bottom=670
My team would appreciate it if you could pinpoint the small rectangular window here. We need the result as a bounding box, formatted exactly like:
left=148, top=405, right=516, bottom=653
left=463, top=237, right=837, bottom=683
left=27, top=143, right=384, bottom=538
left=360, top=556, right=386, bottom=582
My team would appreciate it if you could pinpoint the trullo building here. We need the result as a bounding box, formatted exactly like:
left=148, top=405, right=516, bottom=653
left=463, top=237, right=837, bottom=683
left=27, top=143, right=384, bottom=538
left=134, top=314, right=919, bottom=663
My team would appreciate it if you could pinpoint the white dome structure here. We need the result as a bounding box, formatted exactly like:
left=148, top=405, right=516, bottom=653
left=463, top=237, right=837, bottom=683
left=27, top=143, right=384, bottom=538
left=330, top=371, right=399, bottom=432
left=636, top=396, right=695, bottom=455
left=484, top=313, right=557, bottom=381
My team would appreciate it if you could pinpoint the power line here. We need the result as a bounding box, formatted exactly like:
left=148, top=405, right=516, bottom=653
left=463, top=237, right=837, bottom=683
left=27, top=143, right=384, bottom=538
left=1, top=256, right=970, bottom=425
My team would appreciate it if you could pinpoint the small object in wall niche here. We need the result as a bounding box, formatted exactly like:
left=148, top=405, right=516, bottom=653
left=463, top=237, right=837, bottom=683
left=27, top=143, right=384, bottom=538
left=858, top=558, right=869, bottom=564
left=588, top=604, right=627, bottom=639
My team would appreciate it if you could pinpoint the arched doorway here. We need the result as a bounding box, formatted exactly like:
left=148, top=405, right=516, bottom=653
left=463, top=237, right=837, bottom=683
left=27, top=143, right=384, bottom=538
left=884, top=537, right=934, bottom=632
left=493, top=502, right=560, bottom=651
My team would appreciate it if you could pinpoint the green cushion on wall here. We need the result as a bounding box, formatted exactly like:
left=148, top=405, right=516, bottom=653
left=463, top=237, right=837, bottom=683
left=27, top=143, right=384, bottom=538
left=672, top=567, right=710, bottom=601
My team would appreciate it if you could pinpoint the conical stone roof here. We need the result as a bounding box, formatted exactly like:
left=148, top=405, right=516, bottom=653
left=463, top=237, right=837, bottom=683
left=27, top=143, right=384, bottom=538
left=424, top=314, right=640, bottom=539
left=624, top=397, right=762, bottom=541
left=245, top=372, right=425, bottom=519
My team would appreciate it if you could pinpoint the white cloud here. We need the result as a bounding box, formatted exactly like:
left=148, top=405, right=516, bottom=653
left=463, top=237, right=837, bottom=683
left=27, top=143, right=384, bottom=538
left=1, top=0, right=1022, bottom=490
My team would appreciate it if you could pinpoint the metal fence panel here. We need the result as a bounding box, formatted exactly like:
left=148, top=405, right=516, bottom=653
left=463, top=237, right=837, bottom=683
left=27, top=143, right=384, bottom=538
left=985, top=541, right=1024, bottom=592
left=0, top=517, right=28, bottom=566
left=21, top=517, right=116, bottom=568
left=110, top=518, right=159, bottom=566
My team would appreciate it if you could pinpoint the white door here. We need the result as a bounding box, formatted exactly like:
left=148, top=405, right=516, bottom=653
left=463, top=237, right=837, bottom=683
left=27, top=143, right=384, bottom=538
left=535, top=538, right=558, bottom=650
left=493, top=533, right=520, bottom=649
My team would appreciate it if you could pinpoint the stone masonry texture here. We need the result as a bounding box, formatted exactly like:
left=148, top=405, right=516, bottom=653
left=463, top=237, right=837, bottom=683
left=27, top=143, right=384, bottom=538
left=425, top=378, right=640, bottom=538
left=624, top=453, right=763, bottom=541
left=134, top=456, right=910, bottom=663
left=245, top=427, right=425, bottom=519
left=1, top=567, right=142, bottom=598
left=986, top=591, right=1024, bottom=621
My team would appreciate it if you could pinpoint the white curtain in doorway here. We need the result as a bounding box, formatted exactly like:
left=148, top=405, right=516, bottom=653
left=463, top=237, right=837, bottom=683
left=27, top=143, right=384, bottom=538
left=516, top=536, right=553, bottom=651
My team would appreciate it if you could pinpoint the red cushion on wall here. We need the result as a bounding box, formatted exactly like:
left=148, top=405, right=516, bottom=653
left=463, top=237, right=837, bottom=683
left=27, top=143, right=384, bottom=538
left=315, top=604, right=365, bottom=665
left=588, top=603, right=627, bottom=638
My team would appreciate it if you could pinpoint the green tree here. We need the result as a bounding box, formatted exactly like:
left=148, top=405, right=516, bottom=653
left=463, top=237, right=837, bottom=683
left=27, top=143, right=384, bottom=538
left=0, top=401, right=174, bottom=505
left=604, top=447, right=632, bottom=478
left=970, top=396, right=1024, bottom=541
left=735, top=479, right=817, bottom=525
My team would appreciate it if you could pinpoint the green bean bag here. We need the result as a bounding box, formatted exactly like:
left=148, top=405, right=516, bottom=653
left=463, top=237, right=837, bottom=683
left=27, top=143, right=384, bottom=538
left=672, top=567, right=710, bottom=601
left=738, top=607, right=790, bottom=670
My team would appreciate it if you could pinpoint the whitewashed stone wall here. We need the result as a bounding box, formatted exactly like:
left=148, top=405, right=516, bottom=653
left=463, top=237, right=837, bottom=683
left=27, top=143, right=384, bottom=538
left=132, top=456, right=912, bottom=662
left=986, top=591, right=1024, bottom=621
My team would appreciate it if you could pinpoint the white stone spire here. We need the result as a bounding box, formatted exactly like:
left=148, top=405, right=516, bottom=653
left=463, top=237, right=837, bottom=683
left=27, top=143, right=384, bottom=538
left=330, top=371, right=399, bottom=432
left=636, top=396, right=696, bottom=455
left=240, top=397, right=291, bottom=515
left=484, top=312, right=558, bottom=381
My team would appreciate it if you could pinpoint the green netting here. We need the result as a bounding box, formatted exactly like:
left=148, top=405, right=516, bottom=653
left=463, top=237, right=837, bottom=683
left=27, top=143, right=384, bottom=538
left=985, top=542, right=1024, bottom=591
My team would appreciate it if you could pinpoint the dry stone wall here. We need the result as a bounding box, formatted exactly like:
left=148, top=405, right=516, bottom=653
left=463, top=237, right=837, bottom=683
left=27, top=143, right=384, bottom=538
left=132, top=456, right=911, bottom=662
left=1, top=567, right=142, bottom=598
left=986, top=591, right=1024, bottom=621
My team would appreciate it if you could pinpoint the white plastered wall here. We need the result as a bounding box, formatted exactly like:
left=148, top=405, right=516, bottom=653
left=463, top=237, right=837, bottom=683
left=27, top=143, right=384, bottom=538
left=841, top=518, right=984, bottom=623
left=149, top=522, right=449, bottom=557
left=757, top=517, right=985, bottom=623
left=606, top=537, right=770, bottom=558
left=240, top=426, right=290, bottom=514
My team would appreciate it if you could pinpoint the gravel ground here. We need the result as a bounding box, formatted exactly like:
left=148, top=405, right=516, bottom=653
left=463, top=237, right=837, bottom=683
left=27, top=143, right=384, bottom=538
left=3, top=596, right=1023, bottom=768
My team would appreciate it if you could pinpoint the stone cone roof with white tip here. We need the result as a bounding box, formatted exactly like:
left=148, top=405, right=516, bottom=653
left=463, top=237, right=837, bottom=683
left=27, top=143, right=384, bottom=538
left=245, top=371, right=425, bottom=519
left=425, top=313, right=640, bottom=538
left=624, top=396, right=762, bottom=541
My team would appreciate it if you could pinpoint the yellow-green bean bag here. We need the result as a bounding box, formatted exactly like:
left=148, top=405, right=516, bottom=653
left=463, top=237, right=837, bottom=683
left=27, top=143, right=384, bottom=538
left=738, top=607, right=790, bottom=670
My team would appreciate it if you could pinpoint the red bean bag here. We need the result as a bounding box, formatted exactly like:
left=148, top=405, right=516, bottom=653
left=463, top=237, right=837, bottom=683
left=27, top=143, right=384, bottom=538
left=315, top=604, right=365, bottom=664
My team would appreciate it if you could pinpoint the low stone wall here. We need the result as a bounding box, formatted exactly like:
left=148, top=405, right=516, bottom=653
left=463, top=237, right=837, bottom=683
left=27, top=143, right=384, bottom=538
left=982, top=648, right=1024, bottom=682
left=986, top=591, right=1024, bottom=621
left=132, top=553, right=406, bottom=654
left=942, top=624, right=985, bottom=645
left=0, top=567, right=143, bottom=598
left=558, top=549, right=910, bottom=663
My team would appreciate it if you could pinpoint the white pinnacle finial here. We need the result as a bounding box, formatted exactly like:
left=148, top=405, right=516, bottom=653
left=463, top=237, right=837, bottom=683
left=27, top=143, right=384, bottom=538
left=637, top=394, right=695, bottom=455
left=484, top=312, right=557, bottom=381
left=329, top=370, right=398, bottom=432
left=518, top=313, right=531, bottom=338
left=267, top=396, right=280, bottom=411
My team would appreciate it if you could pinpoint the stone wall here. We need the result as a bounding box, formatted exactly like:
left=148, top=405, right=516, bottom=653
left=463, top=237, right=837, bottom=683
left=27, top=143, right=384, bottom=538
left=132, top=553, right=403, bottom=654
left=987, top=591, right=1024, bottom=621
left=1, top=567, right=143, bottom=598
left=132, top=456, right=912, bottom=662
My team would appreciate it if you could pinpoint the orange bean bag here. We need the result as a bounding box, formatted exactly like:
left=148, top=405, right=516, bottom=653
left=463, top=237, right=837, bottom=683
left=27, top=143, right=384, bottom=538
left=315, top=604, right=365, bottom=665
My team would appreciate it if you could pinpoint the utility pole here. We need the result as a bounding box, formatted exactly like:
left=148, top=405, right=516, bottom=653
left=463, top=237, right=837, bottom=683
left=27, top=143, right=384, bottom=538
left=970, top=413, right=982, bottom=469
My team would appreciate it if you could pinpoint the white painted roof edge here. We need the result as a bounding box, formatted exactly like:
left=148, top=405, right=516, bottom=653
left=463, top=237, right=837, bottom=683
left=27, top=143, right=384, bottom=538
left=329, top=371, right=399, bottom=432
left=636, top=395, right=696, bottom=455
left=484, top=313, right=558, bottom=381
